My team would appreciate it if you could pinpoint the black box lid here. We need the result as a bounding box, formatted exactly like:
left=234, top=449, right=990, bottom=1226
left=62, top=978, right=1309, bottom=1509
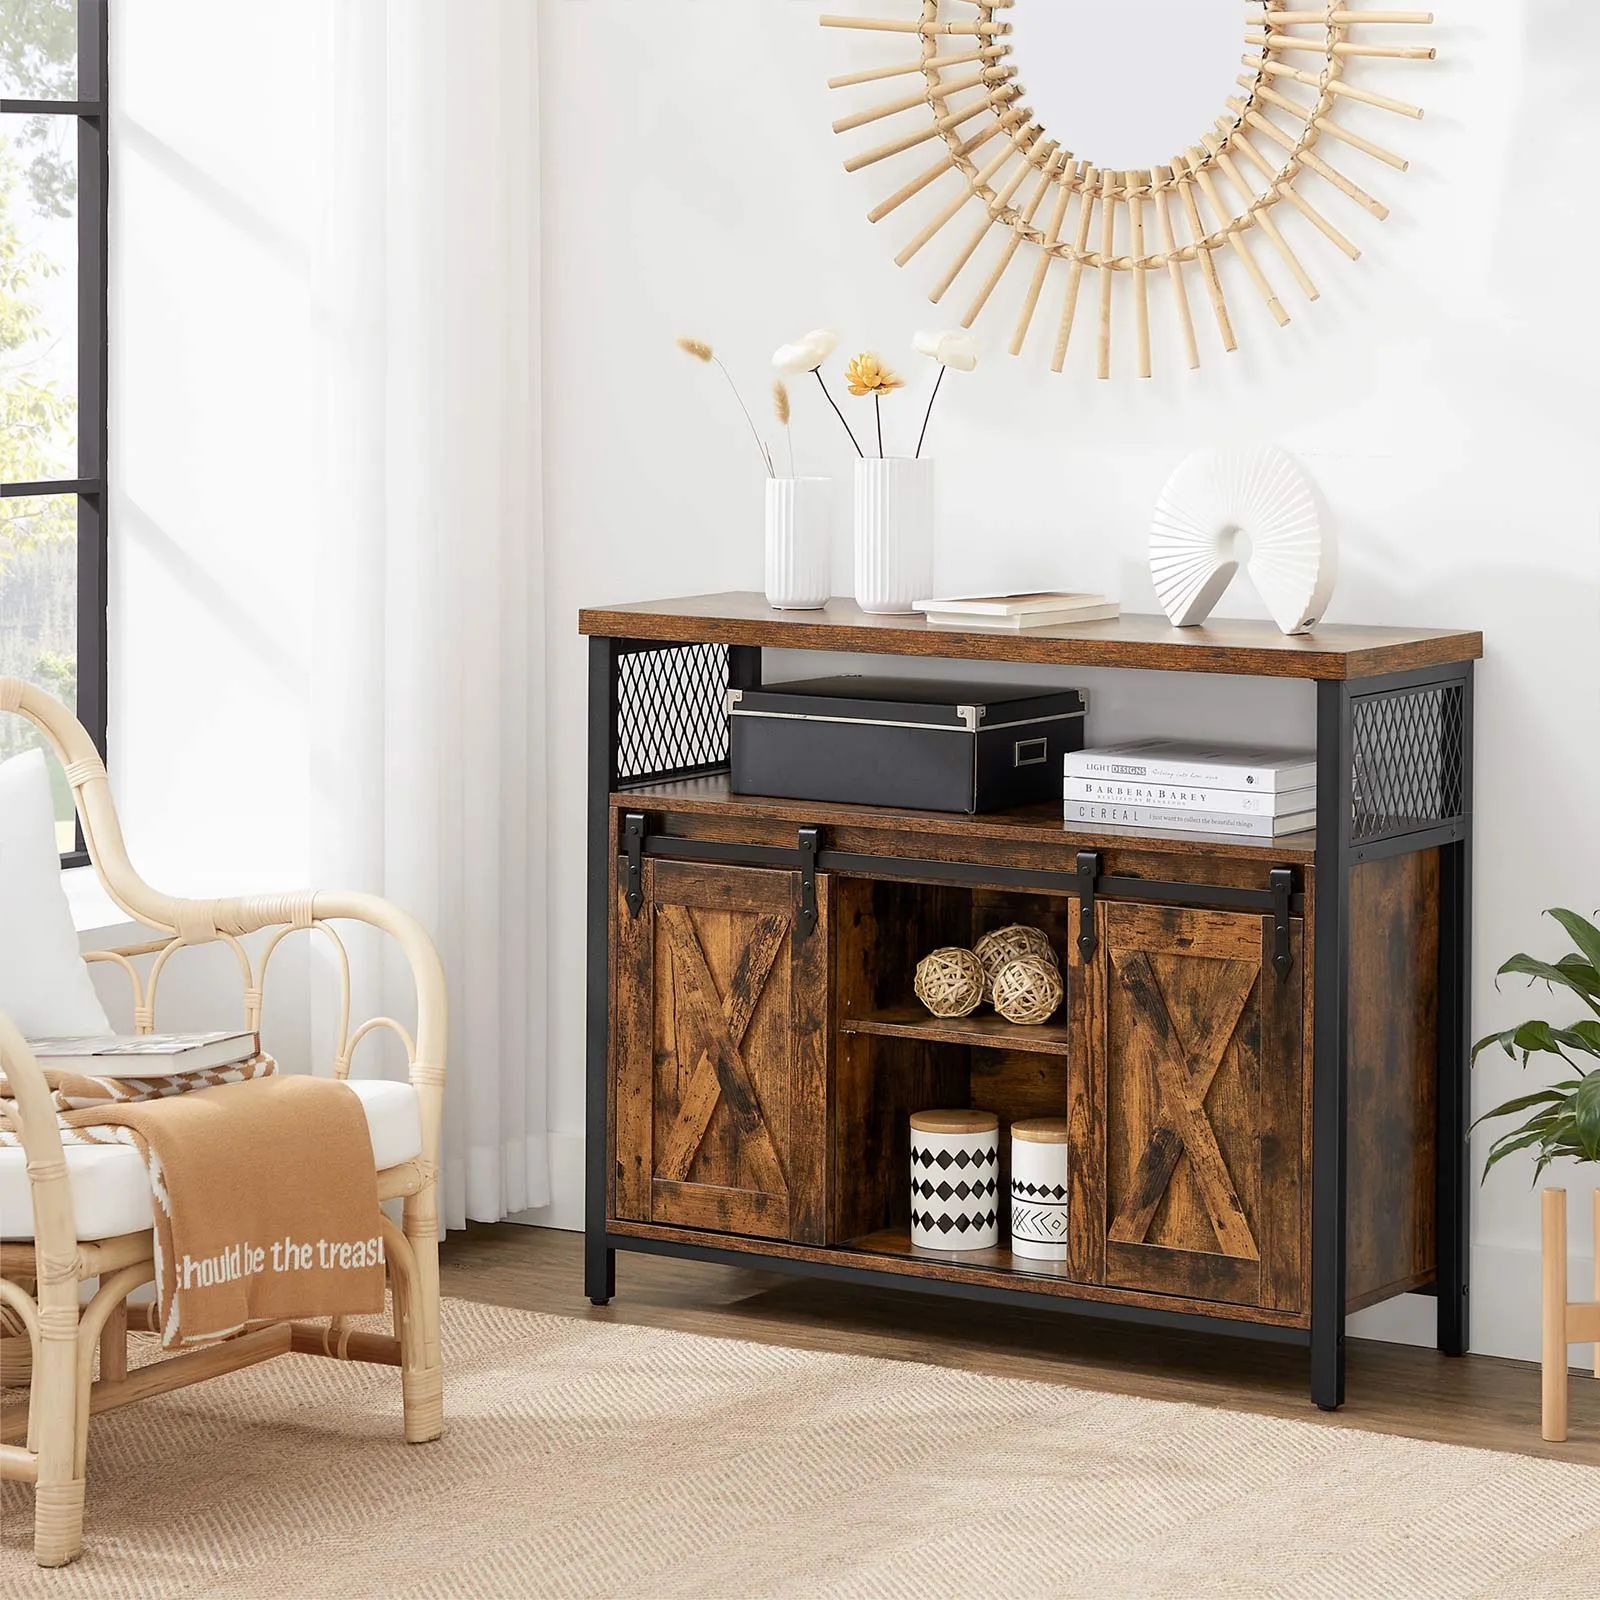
left=730, top=675, right=1086, bottom=731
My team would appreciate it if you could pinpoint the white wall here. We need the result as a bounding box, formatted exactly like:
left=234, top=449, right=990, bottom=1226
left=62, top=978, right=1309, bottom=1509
left=95, top=1, right=1599, bottom=1358
left=541, top=0, right=1600, bottom=1357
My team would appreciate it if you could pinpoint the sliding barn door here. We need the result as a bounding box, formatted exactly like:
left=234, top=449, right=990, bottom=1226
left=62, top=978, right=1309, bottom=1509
left=1087, top=901, right=1307, bottom=1313
left=611, top=858, right=828, bottom=1244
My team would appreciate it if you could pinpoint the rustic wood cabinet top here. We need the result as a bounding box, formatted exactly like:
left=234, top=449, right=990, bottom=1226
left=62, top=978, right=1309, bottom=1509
left=579, top=593, right=1482, bottom=682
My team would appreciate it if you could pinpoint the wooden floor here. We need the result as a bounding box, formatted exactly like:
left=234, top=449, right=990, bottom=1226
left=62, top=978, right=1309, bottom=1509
left=440, top=1224, right=1599, bottom=1467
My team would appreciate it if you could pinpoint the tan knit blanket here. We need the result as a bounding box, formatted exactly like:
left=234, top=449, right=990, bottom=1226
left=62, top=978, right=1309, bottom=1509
left=3, top=1052, right=278, bottom=1113
left=1, top=1064, right=387, bottom=1347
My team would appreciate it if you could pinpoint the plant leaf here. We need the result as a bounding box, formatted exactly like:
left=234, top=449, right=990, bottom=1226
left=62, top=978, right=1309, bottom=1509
left=1498, top=953, right=1600, bottom=1017
left=1569, top=1020, right=1600, bottom=1053
left=1470, top=1088, right=1569, bottom=1131
left=1511, top=1020, right=1567, bottom=1063
left=1471, top=1027, right=1520, bottom=1064
left=1547, top=908, right=1600, bottom=983
left=1483, top=1122, right=1564, bottom=1178
left=1549, top=1026, right=1600, bottom=1058
left=1573, top=1073, right=1600, bottom=1163
left=1555, top=953, right=1600, bottom=997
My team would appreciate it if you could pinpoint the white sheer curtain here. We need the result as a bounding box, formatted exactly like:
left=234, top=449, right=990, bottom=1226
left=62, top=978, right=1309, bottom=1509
left=309, top=0, right=548, bottom=1229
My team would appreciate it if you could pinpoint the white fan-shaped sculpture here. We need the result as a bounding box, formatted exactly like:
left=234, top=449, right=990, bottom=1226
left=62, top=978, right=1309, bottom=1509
left=1150, top=446, right=1336, bottom=636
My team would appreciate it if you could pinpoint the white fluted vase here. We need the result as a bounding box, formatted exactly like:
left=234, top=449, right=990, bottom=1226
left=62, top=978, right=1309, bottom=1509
left=854, top=456, right=934, bottom=615
left=764, top=477, right=832, bottom=611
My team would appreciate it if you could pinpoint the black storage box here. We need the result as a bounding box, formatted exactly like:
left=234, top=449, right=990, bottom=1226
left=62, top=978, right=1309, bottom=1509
left=727, top=675, right=1087, bottom=815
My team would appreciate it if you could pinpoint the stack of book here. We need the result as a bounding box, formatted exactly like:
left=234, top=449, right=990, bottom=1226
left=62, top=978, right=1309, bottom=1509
left=914, top=592, right=1120, bottom=631
left=1063, top=739, right=1317, bottom=839
left=25, top=1031, right=260, bottom=1074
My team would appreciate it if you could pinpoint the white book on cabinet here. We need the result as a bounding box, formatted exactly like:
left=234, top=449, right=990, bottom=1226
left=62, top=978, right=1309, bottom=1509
left=1062, top=776, right=1316, bottom=817
left=1064, top=800, right=1317, bottom=839
left=1063, top=738, right=1317, bottom=794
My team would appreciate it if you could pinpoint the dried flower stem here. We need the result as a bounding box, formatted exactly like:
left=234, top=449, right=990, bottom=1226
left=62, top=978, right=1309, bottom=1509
left=813, top=368, right=864, bottom=458
left=915, top=365, right=946, bottom=460
left=874, top=393, right=884, bottom=458
left=680, top=336, right=772, bottom=475
left=710, top=354, right=774, bottom=477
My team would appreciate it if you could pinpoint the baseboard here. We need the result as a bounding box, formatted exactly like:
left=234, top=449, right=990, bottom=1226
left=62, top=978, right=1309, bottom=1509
left=520, top=1162, right=1591, bottom=1366
left=1349, top=1240, right=1597, bottom=1365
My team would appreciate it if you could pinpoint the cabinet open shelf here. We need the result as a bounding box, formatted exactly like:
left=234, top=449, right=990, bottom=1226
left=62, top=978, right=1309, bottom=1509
left=612, top=772, right=1319, bottom=864
left=844, top=1226, right=1077, bottom=1281
left=840, top=1006, right=1073, bottom=1057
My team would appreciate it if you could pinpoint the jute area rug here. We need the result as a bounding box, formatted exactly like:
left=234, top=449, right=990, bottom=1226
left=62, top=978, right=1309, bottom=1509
left=3, top=1298, right=1597, bottom=1598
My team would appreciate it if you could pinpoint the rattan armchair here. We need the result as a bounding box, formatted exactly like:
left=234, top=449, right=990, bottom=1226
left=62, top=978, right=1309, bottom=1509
left=0, top=677, right=447, bottom=1567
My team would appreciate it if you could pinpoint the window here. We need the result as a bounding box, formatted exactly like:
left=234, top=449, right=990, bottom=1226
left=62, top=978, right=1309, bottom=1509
left=0, top=0, right=107, bottom=861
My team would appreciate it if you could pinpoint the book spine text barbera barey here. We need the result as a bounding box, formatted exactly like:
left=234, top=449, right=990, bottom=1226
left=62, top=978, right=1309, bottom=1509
left=1064, top=800, right=1315, bottom=838
left=1062, top=777, right=1313, bottom=816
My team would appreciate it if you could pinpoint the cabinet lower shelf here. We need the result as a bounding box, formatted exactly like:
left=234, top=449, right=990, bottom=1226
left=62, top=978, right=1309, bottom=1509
left=845, top=1225, right=1076, bottom=1278
left=605, top=1218, right=1311, bottom=1338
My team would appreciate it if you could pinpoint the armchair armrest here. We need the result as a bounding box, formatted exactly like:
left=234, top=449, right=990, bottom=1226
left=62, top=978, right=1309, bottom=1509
left=0, top=1015, right=78, bottom=1265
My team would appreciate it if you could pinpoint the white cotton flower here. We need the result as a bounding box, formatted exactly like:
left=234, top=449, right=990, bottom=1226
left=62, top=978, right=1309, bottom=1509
left=772, top=329, right=840, bottom=374
left=912, top=330, right=980, bottom=372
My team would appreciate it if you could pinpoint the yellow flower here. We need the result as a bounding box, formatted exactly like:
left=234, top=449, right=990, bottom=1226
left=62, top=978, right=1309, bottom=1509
left=845, top=352, right=903, bottom=397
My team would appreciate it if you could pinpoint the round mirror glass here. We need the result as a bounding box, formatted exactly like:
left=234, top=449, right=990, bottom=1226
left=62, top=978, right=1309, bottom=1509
left=1007, top=0, right=1248, bottom=172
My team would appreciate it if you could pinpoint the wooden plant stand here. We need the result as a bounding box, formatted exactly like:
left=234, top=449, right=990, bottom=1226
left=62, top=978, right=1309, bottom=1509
left=1542, top=1188, right=1600, bottom=1442
left=579, top=595, right=1482, bottom=1410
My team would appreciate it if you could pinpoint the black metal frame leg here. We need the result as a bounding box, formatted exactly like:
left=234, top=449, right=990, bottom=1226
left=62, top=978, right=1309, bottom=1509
left=1435, top=664, right=1474, bottom=1356
left=586, top=636, right=619, bottom=1305
left=1311, top=680, right=1351, bottom=1410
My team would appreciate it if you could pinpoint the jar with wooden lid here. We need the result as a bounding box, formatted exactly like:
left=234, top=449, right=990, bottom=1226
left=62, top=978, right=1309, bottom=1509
left=909, top=1109, right=1000, bottom=1251
left=1009, top=1117, right=1069, bottom=1261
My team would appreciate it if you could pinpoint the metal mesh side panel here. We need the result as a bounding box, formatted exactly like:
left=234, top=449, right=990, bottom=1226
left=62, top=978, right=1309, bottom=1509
left=615, top=642, right=731, bottom=784
left=1350, top=682, right=1465, bottom=844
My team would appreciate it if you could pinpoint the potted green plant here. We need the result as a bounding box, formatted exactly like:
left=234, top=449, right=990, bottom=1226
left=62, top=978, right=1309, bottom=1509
left=1472, top=907, right=1600, bottom=1178
left=1475, top=908, right=1600, bottom=1440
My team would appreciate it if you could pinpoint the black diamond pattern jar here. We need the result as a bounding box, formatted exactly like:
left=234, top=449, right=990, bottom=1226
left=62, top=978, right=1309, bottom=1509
left=909, top=1109, right=1000, bottom=1252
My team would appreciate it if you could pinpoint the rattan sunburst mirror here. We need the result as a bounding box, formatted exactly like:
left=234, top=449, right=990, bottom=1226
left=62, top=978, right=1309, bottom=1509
left=822, top=1, right=1435, bottom=377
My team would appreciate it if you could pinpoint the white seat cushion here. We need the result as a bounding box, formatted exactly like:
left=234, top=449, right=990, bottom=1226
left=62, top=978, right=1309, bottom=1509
left=0, top=1077, right=422, bottom=1241
left=346, top=1078, right=423, bottom=1171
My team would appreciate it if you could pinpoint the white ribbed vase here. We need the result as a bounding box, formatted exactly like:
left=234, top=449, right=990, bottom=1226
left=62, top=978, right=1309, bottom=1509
left=854, top=456, right=934, bottom=614
left=1010, top=1117, right=1070, bottom=1261
left=764, top=477, right=832, bottom=611
left=910, top=1108, right=999, bottom=1251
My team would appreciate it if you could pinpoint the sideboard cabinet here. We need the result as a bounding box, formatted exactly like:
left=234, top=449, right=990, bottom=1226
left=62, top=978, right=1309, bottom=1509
left=580, top=595, right=1481, bottom=1409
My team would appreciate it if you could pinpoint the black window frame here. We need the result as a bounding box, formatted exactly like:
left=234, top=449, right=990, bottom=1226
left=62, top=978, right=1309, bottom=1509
left=1, top=0, right=109, bottom=868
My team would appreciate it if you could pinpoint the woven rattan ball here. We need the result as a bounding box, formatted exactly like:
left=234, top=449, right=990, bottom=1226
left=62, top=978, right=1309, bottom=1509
left=914, top=947, right=986, bottom=1018
left=991, top=954, right=1065, bottom=1026
left=974, top=924, right=1058, bottom=999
